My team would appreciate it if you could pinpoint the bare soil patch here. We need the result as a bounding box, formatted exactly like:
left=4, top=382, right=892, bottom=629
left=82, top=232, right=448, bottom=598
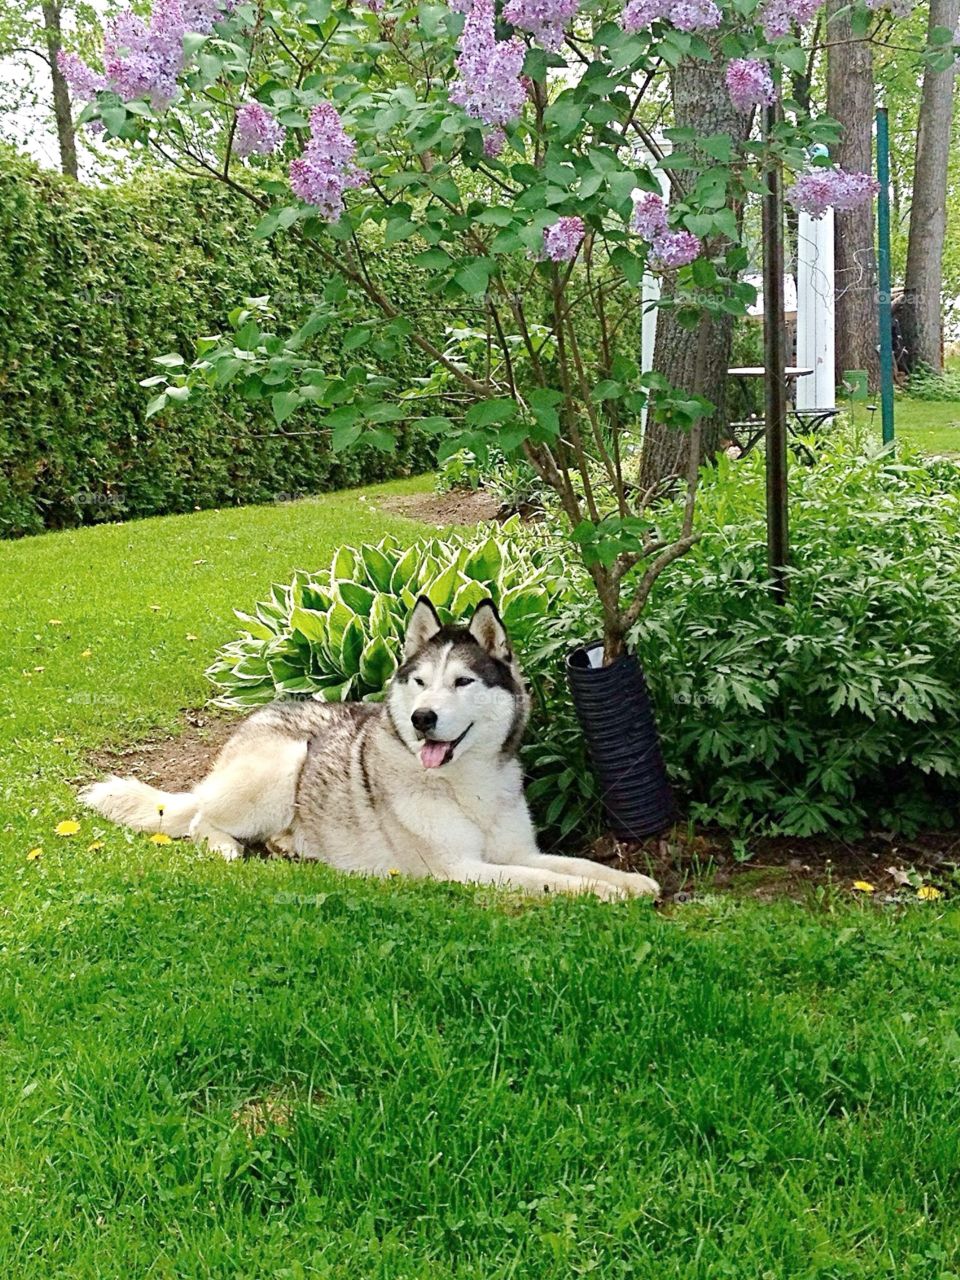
left=588, top=827, right=960, bottom=903
left=87, top=708, right=241, bottom=793
left=378, top=487, right=502, bottom=526
left=377, top=486, right=543, bottom=527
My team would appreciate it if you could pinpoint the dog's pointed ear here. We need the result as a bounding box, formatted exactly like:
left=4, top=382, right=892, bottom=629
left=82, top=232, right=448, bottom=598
left=468, top=599, right=511, bottom=660
left=404, top=596, right=442, bottom=658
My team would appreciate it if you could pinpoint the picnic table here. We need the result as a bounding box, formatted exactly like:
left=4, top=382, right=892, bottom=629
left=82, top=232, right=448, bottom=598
left=726, top=366, right=839, bottom=462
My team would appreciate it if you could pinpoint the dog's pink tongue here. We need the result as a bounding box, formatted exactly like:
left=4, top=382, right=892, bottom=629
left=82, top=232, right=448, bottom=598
left=420, top=740, right=449, bottom=769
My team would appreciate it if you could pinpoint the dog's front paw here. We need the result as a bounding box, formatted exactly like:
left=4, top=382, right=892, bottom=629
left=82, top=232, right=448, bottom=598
left=617, top=872, right=661, bottom=898
left=587, top=879, right=629, bottom=902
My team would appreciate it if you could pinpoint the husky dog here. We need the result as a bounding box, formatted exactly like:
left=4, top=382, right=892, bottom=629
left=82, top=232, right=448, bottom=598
left=80, top=598, right=660, bottom=900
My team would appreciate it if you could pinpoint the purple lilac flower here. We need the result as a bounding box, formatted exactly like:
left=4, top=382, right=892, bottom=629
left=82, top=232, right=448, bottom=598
left=621, top=0, right=669, bottom=25
left=759, top=0, right=820, bottom=39
left=58, top=51, right=106, bottom=98
left=502, top=0, right=580, bottom=51
left=233, top=101, right=285, bottom=158
left=725, top=58, right=776, bottom=111
left=621, top=0, right=719, bottom=31
left=358, top=0, right=385, bottom=11
left=57, top=0, right=236, bottom=108
left=483, top=127, right=506, bottom=158
left=289, top=102, right=367, bottom=222
left=648, top=229, right=701, bottom=268
left=670, top=0, right=720, bottom=30
left=450, top=0, right=526, bottom=128
left=542, top=216, right=585, bottom=262
left=631, top=191, right=668, bottom=240
left=786, top=167, right=880, bottom=219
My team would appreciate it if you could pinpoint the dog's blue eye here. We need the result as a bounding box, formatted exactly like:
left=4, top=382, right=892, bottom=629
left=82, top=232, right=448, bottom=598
left=454, top=677, right=475, bottom=689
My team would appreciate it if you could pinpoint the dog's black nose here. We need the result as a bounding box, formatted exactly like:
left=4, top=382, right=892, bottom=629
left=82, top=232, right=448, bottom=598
left=411, top=708, right=438, bottom=734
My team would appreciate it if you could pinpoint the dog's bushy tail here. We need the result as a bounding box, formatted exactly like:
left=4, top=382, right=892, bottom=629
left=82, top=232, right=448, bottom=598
left=79, top=776, right=198, bottom=837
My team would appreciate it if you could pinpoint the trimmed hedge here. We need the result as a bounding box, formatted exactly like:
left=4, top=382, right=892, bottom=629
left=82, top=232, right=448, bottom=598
left=0, top=148, right=437, bottom=537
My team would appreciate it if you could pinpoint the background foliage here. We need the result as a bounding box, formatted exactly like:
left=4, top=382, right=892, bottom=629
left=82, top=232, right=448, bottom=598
left=0, top=147, right=437, bottom=536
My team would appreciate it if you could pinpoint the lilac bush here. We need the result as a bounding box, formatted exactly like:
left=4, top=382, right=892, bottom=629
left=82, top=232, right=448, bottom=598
left=58, top=0, right=916, bottom=658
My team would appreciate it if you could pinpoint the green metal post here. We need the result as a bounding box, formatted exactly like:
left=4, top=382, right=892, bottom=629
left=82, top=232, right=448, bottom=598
left=876, top=106, right=895, bottom=445
left=763, top=102, right=788, bottom=603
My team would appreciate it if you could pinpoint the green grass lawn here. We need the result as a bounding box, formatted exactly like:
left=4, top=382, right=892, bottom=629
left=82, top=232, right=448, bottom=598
left=3, top=481, right=960, bottom=1277
left=886, top=398, right=960, bottom=455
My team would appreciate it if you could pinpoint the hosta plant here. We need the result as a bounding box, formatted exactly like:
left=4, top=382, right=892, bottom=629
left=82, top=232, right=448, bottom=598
left=207, top=523, right=568, bottom=707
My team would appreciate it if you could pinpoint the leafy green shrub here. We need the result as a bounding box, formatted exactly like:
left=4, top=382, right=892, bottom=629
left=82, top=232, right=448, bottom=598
left=629, top=442, right=960, bottom=836
left=901, top=365, right=960, bottom=402
left=436, top=450, right=485, bottom=494
left=536, top=436, right=960, bottom=838
left=0, top=148, right=436, bottom=537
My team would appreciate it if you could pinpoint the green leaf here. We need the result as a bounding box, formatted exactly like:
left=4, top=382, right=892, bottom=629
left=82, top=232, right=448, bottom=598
left=272, top=392, right=300, bottom=426
left=340, top=616, right=366, bottom=675
left=454, top=258, right=495, bottom=295
left=289, top=606, right=329, bottom=643
left=463, top=537, right=502, bottom=582
left=359, top=635, right=397, bottom=688
left=465, top=398, right=516, bottom=427
left=343, top=326, right=372, bottom=352
left=338, top=580, right=377, bottom=615
left=361, top=544, right=395, bottom=592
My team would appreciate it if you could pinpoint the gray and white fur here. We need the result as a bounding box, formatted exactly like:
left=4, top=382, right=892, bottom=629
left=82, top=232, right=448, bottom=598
left=80, top=598, right=660, bottom=900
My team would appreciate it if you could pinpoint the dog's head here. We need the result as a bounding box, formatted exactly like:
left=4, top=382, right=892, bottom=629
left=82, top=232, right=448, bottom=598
left=387, top=596, right=530, bottom=770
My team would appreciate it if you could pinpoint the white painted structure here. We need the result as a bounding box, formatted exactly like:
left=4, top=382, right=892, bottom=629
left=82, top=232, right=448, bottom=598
left=794, top=210, right=836, bottom=410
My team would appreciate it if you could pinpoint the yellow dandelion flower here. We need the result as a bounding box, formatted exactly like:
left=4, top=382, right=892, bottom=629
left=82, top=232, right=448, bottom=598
left=149, top=832, right=172, bottom=845
left=185, top=634, right=198, bottom=642
left=26, top=847, right=42, bottom=861
left=156, top=803, right=165, bottom=815
left=87, top=840, right=105, bottom=852
left=852, top=880, right=875, bottom=894
left=387, top=868, right=400, bottom=877
left=80, top=649, right=92, bottom=659
left=917, top=885, right=943, bottom=901
left=54, top=819, right=81, bottom=837
left=48, top=619, right=63, bottom=626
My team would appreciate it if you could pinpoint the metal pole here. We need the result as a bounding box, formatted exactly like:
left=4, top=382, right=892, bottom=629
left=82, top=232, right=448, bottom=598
left=763, top=103, right=789, bottom=603
left=876, top=106, right=895, bottom=446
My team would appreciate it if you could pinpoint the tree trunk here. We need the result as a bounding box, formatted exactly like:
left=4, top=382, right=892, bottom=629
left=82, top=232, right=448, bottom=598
left=639, top=60, right=750, bottom=490
left=826, top=0, right=878, bottom=388
left=901, top=0, right=960, bottom=375
left=42, top=2, right=78, bottom=180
